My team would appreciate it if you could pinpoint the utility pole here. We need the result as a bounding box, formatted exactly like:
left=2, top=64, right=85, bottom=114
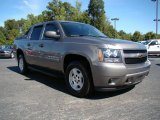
left=111, top=18, right=119, bottom=30
left=111, top=18, right=119, bottom=38
left=151, top=0, right=159, bottom=38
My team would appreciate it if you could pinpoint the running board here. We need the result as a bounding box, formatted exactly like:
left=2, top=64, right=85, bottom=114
left=28, top=66, right=65, bottom=79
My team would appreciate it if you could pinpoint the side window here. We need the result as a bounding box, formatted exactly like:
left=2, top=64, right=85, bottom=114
left=30, top=25, right=43, bottom=40
left=150, top=41, right=158, bottom=46
left=43, top=23, right=59, bottom=39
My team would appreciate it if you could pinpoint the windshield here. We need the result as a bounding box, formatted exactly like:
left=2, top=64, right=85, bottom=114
left=142, top=41, right=150, bottom=45
left=0, top=45, right=10, bottom=49
left=60, top=22, right=107, bottom=38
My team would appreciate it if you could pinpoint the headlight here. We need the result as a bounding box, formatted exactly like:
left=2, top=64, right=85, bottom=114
left=4, top=51, right=10, bottom=53
left=98, top=48, right=122, bottom=63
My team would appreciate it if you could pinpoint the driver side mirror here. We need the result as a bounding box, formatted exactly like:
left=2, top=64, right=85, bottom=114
left=45, top=31, right=60, bottom=39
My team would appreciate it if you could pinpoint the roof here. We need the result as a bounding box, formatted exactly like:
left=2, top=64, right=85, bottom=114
left=32, top=20, right=86, bottom=26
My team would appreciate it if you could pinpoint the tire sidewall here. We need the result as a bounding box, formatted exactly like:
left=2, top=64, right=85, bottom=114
left=18, top=55, right=27, bottom=74
left=65, top=61, right=91, bottom=97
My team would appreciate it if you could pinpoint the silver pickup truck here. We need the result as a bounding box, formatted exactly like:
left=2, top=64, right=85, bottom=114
left=14, top=20, right=151, bottom=97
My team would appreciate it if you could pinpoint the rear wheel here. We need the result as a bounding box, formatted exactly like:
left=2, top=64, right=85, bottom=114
left=18, top=54, right=28, bottom=74
left=65, top=61, right=93, bottom=97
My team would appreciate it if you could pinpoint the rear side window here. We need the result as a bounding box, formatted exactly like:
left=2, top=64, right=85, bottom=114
left=30, top=25, right=43, bottom=40
left=43, top=23, right=59, bottom=39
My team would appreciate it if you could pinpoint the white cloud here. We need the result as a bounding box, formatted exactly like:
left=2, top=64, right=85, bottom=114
left=23, top=0, right=39, bottom=14
left=15, top=0, right=46, bottom=15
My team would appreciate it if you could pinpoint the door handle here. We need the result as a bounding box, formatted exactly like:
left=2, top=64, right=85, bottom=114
left=27, top=43, right=32, bottom=50
left=27, top=43, right=31, bottom=47
left=39, top=44, right=44, bottom=48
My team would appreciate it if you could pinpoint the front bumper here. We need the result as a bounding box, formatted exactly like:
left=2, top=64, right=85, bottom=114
left=92, top=60, right=151, bottom=91
left=0, top=53, right=11, bottom=58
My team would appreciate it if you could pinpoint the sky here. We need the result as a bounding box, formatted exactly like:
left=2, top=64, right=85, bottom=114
left=0, top=0, right=159, bottom=34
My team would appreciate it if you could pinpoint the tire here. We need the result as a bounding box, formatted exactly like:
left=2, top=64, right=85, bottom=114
left=18, top=54, right=28, bottom=74
left=65, top=61, right=93, bottom=97
left=10, top=52, right=14, bottom=58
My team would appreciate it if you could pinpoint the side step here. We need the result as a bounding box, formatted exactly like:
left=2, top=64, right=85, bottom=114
left=28, top=66, right=65, bottom=79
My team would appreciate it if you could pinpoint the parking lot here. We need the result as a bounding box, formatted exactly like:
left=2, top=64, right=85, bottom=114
left=0, top=57, right=160, bottom=120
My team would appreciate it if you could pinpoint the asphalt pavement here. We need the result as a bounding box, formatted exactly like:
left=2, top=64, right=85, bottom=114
left=0, top=57, right=160, bottom=120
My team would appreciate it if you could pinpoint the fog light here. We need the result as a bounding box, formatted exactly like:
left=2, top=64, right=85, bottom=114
left=125, top=78, right=132, bottom=84
left=108, top=78, right=116, bottom=85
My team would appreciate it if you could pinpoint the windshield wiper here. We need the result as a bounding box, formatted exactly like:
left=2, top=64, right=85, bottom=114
left=69, top=35, right=108, bottom=38
left=96, top=36, right=108, bottom=38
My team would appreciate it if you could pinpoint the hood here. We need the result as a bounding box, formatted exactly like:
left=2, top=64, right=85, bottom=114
left=64, top=37, right=146, bottom=50
left=104, top=38, right=146, bottom=50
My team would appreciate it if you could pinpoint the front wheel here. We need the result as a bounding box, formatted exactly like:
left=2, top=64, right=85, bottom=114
left=65, top=61, right=93, bottom=97
left=18, top=55, right=28, bottom=74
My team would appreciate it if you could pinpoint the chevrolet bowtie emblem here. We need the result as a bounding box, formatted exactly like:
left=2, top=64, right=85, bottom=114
left=137, top=53, right=144, bottom=58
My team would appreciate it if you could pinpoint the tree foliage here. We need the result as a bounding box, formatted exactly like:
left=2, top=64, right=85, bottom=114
left=0, top=0, right=159, bottom=45
left=132, top=31, right=143, bottom=42
left=88, top=0, right=106, bottom=32
left=0, top=31, right=6, bottom=45
left=144, top=32, right=156, bottom=40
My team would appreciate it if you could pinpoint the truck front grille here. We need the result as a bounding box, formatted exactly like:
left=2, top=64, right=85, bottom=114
left=123, top=50, right=147, bottom=53
left=125, top=57, right=147, bottom=64
left=123, top=50, right=147, bottom=64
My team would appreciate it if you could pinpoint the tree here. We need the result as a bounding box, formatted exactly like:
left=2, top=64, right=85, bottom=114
left=0, top=27, right=7, bottom=39
left=118, top=30, right=132, bottom=40
left=71, top=0, right=82, bottom=21
left=124, top=33, right=132, bottom=40
left=17, top=18, right=26, bottom=34
left=47, top=0, right=66, bottom=20
left=22, top=14, right=43, bottom=33
left=61, top=2, right=73, bottom=20
left=63, top=1, right=80, bottom=21
left=4, top=19, right=19, bottom=31
left=1, top=0, right=158, bottom=44
left=0, top=31, right=6, bottom=44
left=132, top=31, right=143, bottom=41
left=79, top=10, right=91, bottom=24
left=104, top=24, right=117, bottom=38
left=40, top=10, right=52, bottom=22
left=88, top=0, right=106, bottom=32
left=46, top=0, right=83, bottom=21
left=76, top=0, right=82, bottom=13
left=4, top=19, right=20, bottom=43
left=144, top=32, right=156, bottom=40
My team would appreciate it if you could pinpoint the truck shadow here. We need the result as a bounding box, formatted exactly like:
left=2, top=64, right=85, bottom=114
left=156, top=64, right=160, bottom=66
left=0, top=57, right=12, bottom=59
left=7, top=66, right=134, bottom=100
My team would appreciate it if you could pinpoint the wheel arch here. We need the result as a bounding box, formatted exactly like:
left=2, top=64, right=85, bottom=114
left=16, top=49, right=24, bottom=60
left=63, top=54, right=92, bottom=73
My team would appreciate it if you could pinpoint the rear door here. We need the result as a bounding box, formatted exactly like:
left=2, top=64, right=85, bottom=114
left=25, top=25, right=44, bottom=65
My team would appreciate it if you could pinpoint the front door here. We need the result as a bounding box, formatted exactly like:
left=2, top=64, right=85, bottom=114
left=148, top=40, right=160, bottom=54
left=36, top=22, right=62, bottom=71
